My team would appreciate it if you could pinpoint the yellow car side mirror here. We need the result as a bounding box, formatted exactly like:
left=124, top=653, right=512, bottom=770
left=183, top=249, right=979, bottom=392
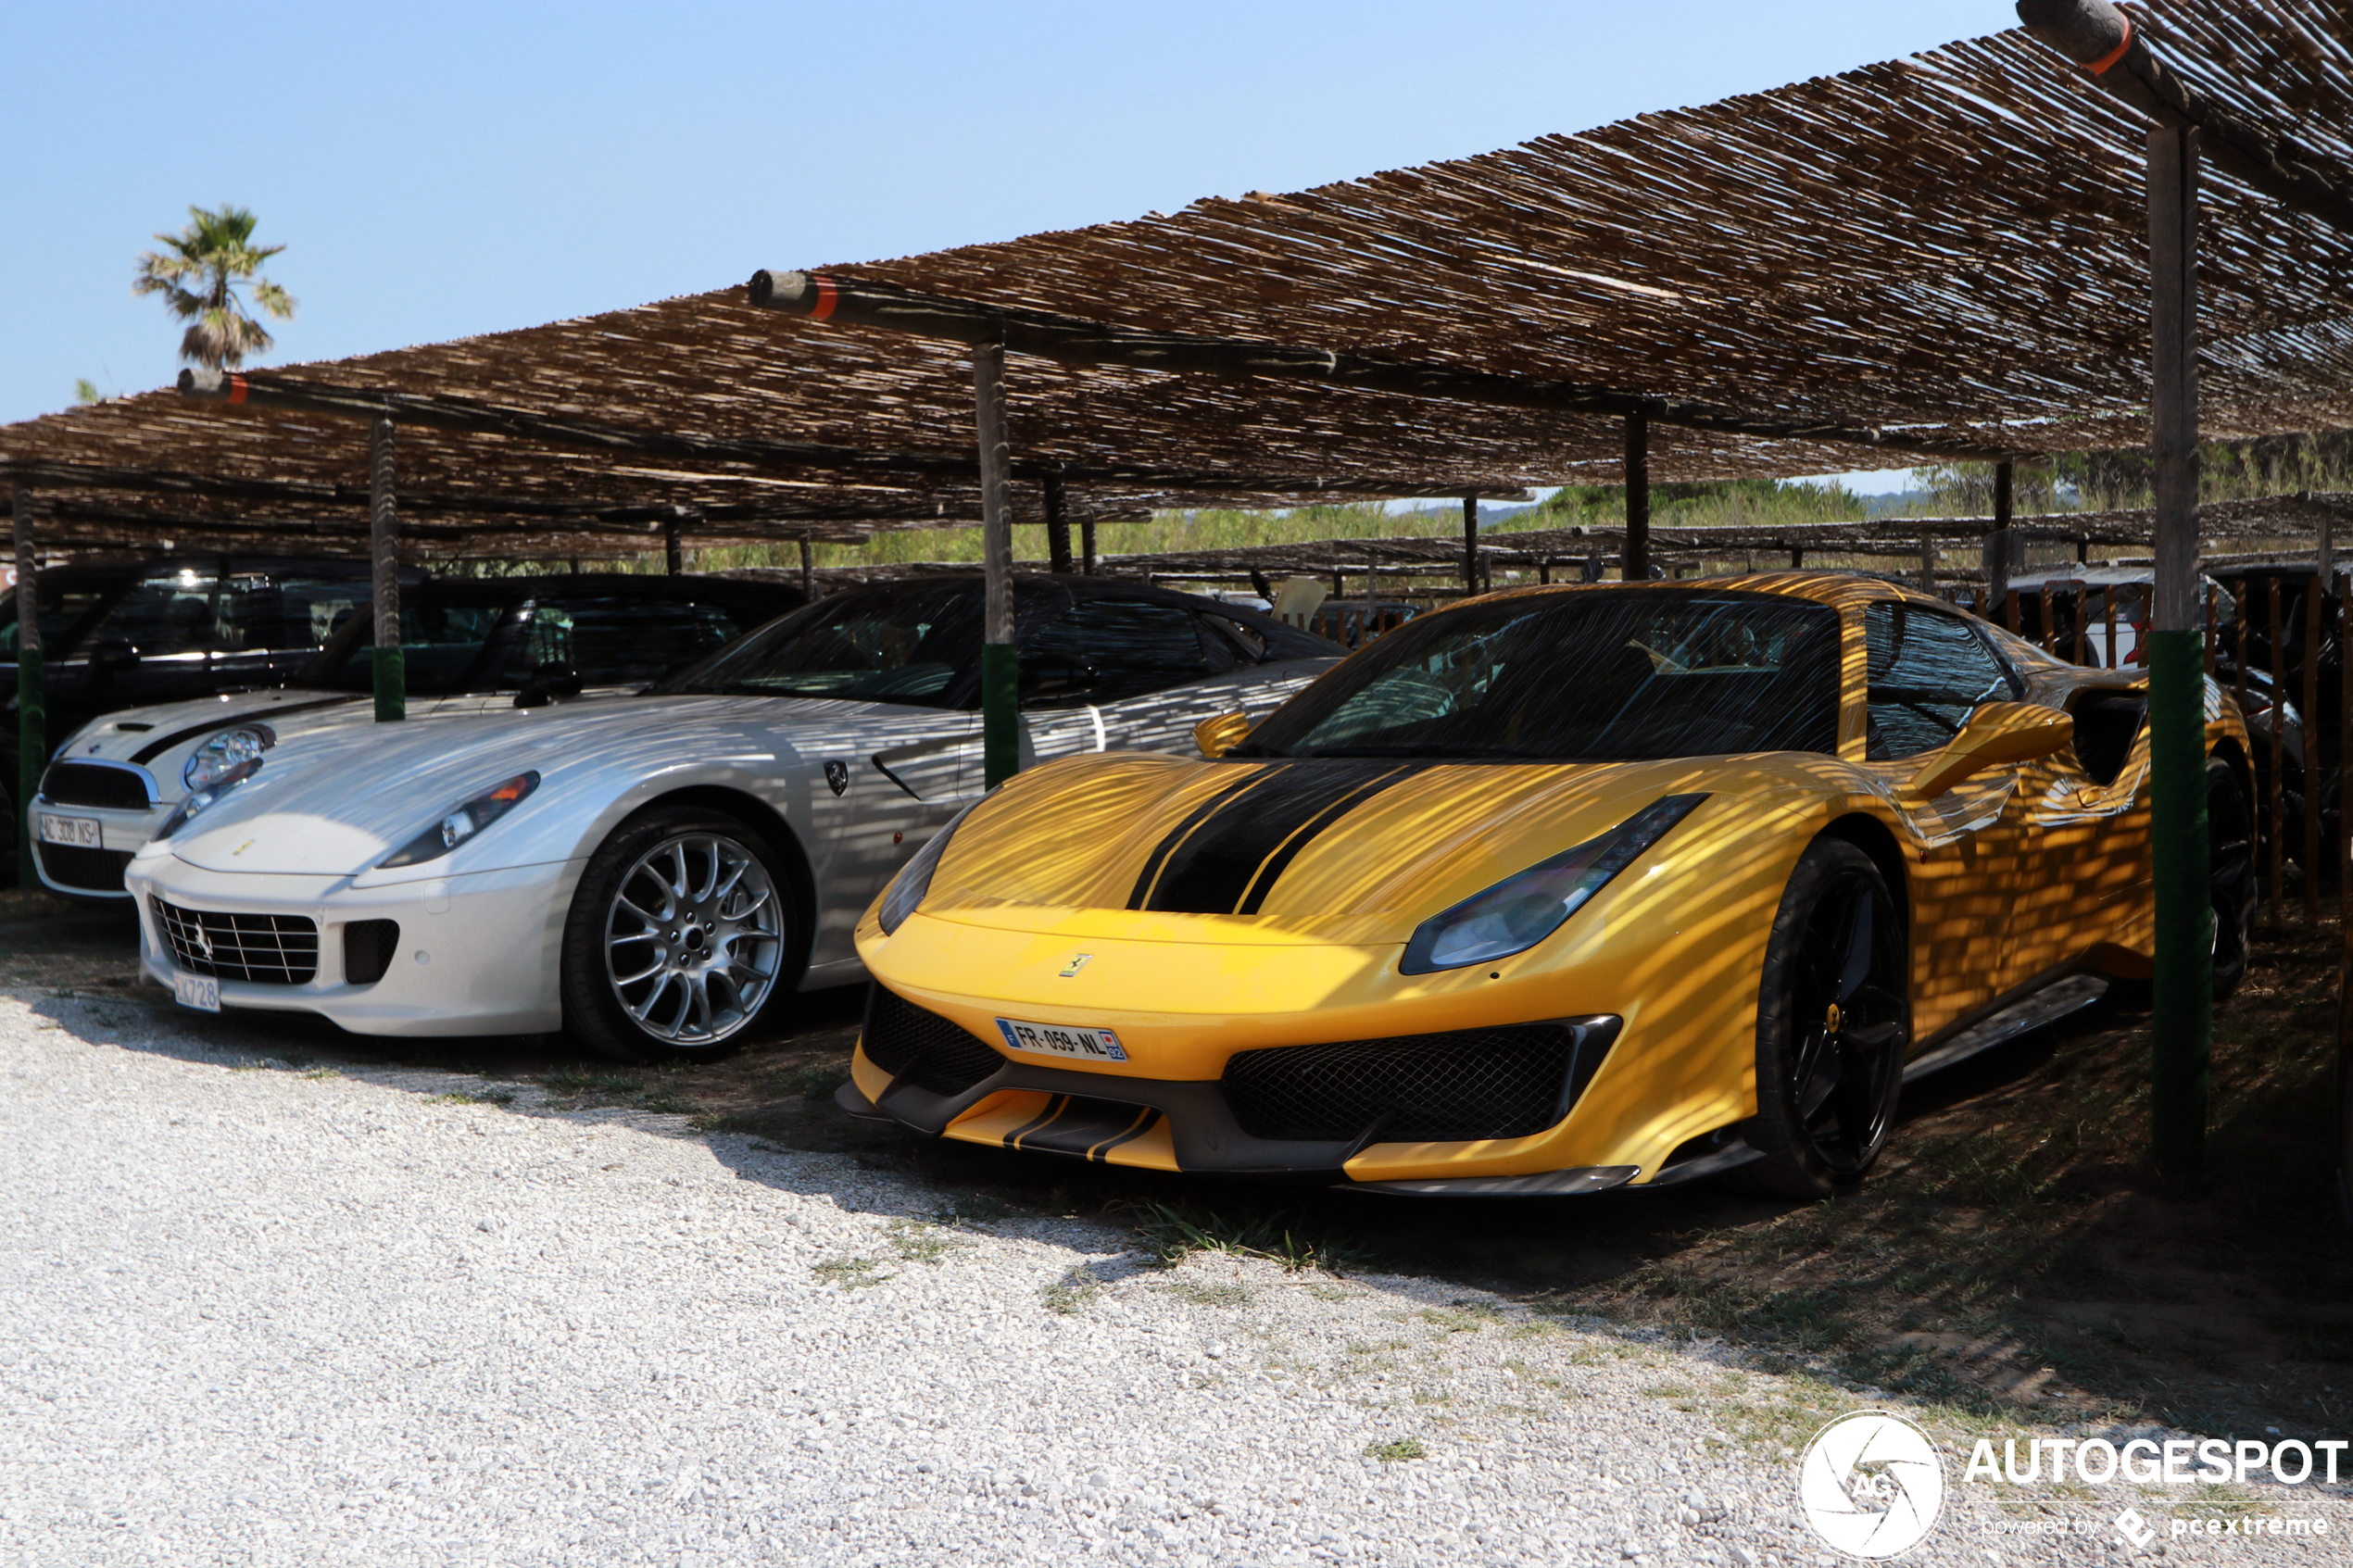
left=1909, top=701, right=2074, bottom=798
left=1196, top=711, right=1252, bottom=759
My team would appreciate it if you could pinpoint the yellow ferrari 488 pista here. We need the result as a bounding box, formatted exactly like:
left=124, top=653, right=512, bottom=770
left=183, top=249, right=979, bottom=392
left=842, top=575, right=2253, bottom=1198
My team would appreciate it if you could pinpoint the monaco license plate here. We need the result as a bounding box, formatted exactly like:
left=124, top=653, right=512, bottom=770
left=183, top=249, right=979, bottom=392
left=36, top=811, right=100, bottom=848
left=171, top=971, right=220, bottom=1013
left=995, top=1017, right=1127, bottom=1062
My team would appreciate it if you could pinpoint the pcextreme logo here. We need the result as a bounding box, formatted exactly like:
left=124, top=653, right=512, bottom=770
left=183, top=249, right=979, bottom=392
left=1797, top=1411, right=1944, bottom=1560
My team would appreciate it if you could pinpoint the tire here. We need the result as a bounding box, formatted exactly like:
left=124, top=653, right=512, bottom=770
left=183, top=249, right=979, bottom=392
left=1738, top=838, right=1910, bottom=1199
left=559, top=805, right=800, bottom=1064
left=2208, top=758, right=2255, bottom=999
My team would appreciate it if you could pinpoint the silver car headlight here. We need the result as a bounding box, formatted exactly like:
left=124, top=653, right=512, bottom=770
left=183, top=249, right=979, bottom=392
left=379, top=772, right=541, bottom=869
left=156, top=759, right=264, bottom=839
left=182, top=724, right=276, bottom=792
left=876, top=798, right=983, bottom=935
left=1401, top=794, right=1708, bottom=974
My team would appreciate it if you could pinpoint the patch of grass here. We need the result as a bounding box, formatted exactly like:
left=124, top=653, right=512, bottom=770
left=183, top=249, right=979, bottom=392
left=637, top=1086, right=699, bottom=1115
left=812, top=1256, right=894, bottom=1290
left=301, top=1066, right=340, bottom=1080
left=886, top=1219, right=966, bottom=1266
left=1126, top=1201, right=1367, bottom=1274
left=761, top=1060, right=851, bottom=1101
left=543, top=1071, right=643, bottom=1098
left=430, top=1088, right=515, bottom=1106
left=1365, top=1437, right=1427, bottom=1462
left=1170, top=1280, right=1255, bottom=1309
left=272, top=1051, right=315, bottom=1070
left=1041, top=1264, right=1103, bottom=1315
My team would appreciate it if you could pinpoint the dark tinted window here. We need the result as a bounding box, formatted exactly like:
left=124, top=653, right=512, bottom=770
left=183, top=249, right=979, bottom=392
left=668, top=583, right=979, bottom=706
left=499, top=596, right=750, bottom=687
left=90, top=566, right=223, bottom=659
left=1242, top=590, right=1842, bottom=762
left=1021, top=597, right=1220, bottom=709
left=304, top=600, right=509, bottom=695
left=1, top=578, right=117, bottom=657
left=1866, top=602, right=2018, bottom=759
left=214, top=572, right=369, bottom=653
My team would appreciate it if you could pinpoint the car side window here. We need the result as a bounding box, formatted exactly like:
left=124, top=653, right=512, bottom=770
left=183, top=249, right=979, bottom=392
left=213, top=573, right=368, bottom=654
left=1019, top=596, right=1219, bottom=709
left=1866, top=602, right=2019, bottom=759
left=91, top=566, right=225, bottom=659
left=502, top=596, right=747, bottom=687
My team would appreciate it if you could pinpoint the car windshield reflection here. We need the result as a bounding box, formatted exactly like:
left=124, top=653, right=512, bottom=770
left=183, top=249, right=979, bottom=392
left=663, top=583, right=983, bottom=706
left=1238, top=588, right=1843, bottom=762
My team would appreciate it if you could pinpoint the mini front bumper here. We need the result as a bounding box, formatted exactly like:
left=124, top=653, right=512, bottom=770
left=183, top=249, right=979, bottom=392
left=28, top=798, right=171, bottom=899
left=125, top=853, right=582, bottom=1036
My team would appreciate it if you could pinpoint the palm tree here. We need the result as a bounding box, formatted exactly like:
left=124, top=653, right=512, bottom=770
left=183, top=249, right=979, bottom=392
left=132, top=204, right=296, bottom=370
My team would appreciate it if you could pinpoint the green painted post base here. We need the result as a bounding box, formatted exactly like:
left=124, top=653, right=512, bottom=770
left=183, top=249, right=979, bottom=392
left=981, top=643, right=1019, bottom=790
left=372, top=645, right=407, bottom=723
left=2148, top=629, right=2212, bottom=1185
left=17, top=644, right=44, bottom=889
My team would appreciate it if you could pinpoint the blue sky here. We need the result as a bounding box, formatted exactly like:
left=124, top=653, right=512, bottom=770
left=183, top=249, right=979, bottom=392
left=6, top=1, right=2008, bottom=491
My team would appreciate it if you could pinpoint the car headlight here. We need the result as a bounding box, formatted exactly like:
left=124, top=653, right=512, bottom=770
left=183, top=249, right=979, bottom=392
left=379, top=772, right=541, bottom=869
left=182, top=724, right=276, bottom=792
left=156, top=758, right=264, bottom=839
left=1401, top=794, right=1708, bottom=974
left=876, top=798, right=984, bottom=935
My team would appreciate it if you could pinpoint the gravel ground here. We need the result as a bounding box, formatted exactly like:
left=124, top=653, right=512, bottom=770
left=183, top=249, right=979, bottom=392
left=2, top=988, right=2347, bottom=1567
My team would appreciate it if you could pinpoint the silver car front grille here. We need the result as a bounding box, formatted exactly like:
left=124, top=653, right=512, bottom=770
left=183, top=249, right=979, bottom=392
left=150, top=897, right=319, bottom=985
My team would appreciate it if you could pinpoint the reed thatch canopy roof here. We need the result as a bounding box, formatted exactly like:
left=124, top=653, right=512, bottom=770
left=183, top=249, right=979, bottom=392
left=4, top=0, right=2349, bottom=559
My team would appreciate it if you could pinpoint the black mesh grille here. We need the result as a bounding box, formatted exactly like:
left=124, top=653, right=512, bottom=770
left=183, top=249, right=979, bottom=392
left=861, top=985, right=1005, bottom=1096
left=1223, top=1024, right=1596, bottom=1144
left=37, top=844, right=133, bottom=893
left=343, top=920, right=401, bottom=985
left=40, top=761, right=153, bottom=809
left=150, top=897, right=319, bottom=985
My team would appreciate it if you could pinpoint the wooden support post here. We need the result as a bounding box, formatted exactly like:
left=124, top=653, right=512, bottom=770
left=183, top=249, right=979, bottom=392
left=2040, top=583, right=2057, bottom=653
left=2341, top=581, right=2351, bottom=1066
left=1043, top=469, right=1073, bottom=575
left=2146, top=119, right=2209, bottom=1185
left=1985, top=460, right=2017, bottom=626
left=1537, top=560, right=1552, bottom=586
left=2107, top=588, right=2120, bottom=669
left=2073, top=589, right=2089, bottom=666
left=663, top=514, right=684, bottom=576
left=1080, top=510, right=1098, bottom=577
left=974, top=343, right=1018, bottom=789
left=1462, top=496, right=1479, bottom=596
left=2308, top=571, right=2325, bottom=924
left=369, top=419, right=405, bottom=723
left=799, top=531, right=815, bottom=601
left=2204, top=583, right=2218, bottom=677
left=12, top=486, right=43, bottom=889
left=1623, top=417, right=1651, bottom=583
left=1919, top=533, right=1936, bottom=594
left=2271, top=577, right=2286, bottom=919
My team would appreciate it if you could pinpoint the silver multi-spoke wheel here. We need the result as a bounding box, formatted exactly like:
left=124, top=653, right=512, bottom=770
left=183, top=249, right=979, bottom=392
left=601, top=831, right=783, bottom=1047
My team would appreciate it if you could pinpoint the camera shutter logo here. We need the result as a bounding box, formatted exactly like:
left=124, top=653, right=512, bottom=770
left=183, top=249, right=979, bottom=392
left=1796, top=1411, right=1944, bottom=1559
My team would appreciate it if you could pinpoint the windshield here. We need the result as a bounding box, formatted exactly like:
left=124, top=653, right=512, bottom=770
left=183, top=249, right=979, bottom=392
left=299, top=598, right=510, bottom=695
left=1239, top=589, right=1842, bottom=761
left=661, top=583, right=981, bottom=706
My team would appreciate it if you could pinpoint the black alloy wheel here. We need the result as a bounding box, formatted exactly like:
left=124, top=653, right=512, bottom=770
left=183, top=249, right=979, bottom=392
left=2208, top=758, right=2256, bottom=999
left=1739, top=838, right=1910, bottom=1199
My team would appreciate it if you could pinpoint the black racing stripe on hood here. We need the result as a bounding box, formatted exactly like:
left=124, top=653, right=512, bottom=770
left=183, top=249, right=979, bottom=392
left=1132, top=760, right=1428, bottom=916
left=130, top=696, right=368, bottom=766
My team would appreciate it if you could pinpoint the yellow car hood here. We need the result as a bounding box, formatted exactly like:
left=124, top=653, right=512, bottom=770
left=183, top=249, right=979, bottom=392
left=921, top=749, right=1834, bottom=946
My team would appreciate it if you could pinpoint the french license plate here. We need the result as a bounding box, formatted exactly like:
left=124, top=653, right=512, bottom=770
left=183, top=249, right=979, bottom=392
left=36, top=811, right=100, bottom=848
left=995, top=1017, right=1127, bottom=1062
left=171, top=972, right=220, bottom=1013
